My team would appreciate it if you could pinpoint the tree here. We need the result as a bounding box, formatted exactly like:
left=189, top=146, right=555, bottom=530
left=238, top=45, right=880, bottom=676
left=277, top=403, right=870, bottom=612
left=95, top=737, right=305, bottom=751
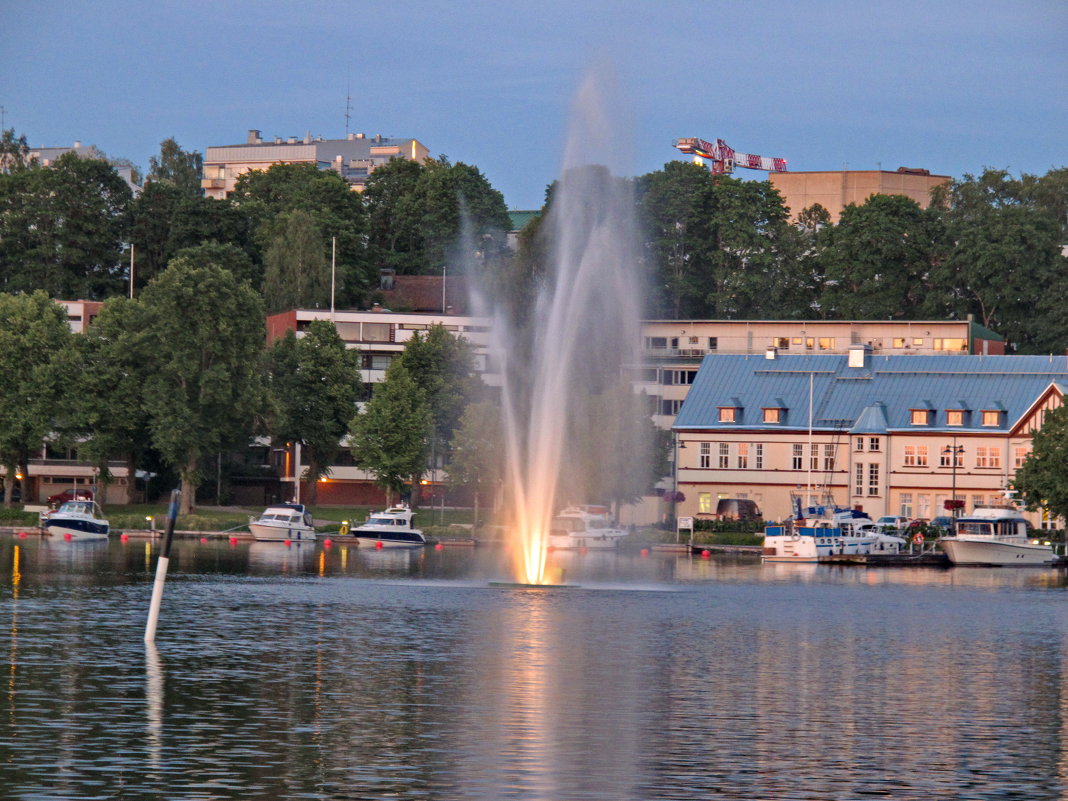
left=1013, top=405, right=1068, bottom=522
left=819, top=193, right=942, bottom=319
left=264, top=321, right=362, bottom=504
left=0, top=128, right=32, bottom=173
left=263, top=209, right=330, bottom=312
left=65, top=297, right=155, bottom=507
left=363, top=157, right=512, bottom=277
left=0, top=292, right=76, bottom=507
left=0, top=152, right=132, bottom=298
left=139, top=256, right=265, bottom=514
left=147, top=137, right=203, bottom=198
left=446, top=400, right=504, bottom=527
left=349, top=360, right=432, bottom=504
left=231, top=162, right=370, bottom=305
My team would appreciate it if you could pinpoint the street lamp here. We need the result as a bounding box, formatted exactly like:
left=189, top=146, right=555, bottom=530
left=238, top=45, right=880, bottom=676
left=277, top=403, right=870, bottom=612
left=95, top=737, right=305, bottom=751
left=942, top=437, right=965, bottom=518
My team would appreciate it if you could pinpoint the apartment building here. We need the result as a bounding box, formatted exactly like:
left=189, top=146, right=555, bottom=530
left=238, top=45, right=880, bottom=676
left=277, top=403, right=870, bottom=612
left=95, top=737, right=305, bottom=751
left=201, top=129, right=430, bottom=199
left=672, top=349, right=1067, bottom=526
left=768, top=168, right=951, bottom=223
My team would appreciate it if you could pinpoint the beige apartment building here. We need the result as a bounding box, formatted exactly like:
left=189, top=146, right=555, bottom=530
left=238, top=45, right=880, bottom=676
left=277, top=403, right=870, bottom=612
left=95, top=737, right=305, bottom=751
left=201, top=129, right=430, bottom=199
left=769, top=168, right=950, bottom=222
left=672, top=349, right=1066, bottom=528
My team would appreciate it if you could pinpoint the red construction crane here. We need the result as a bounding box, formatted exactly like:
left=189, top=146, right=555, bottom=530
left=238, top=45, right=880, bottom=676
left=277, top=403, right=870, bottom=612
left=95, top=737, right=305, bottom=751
left=673, top=137, right=787, bottom=176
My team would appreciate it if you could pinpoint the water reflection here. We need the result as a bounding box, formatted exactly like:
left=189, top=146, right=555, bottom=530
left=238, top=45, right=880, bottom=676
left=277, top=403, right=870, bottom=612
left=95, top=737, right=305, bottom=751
left=3, top=537, right=1068, bottom=799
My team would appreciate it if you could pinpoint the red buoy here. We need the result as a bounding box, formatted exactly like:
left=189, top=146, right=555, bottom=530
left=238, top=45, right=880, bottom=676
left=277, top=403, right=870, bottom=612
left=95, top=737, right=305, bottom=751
left=639, top=548, right=649, bottom=557
left=200, top=537, right=209, bottom=544
left=701, top=549, right=711, bottom=559
left=64, top=532, right=72, bottom=541
left=375, top=541, right=383, bottom=550
left=18, top=531, right=27, bottom=539
left=435, top=543, right=444, bottom=551
left=284, top=539, right=292, bottom=547
left=120, top=533, right=129, bottom=542
left=323, top=538, right=333, bottom=547
left=229, top=536, right=238, bottom=545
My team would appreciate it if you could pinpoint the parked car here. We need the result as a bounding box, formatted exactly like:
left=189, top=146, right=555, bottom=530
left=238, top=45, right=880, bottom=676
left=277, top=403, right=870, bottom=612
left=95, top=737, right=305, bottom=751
left=875, top=515, right=910, bottom=532
left=929, top=516, right=955, bottom=535
left=47, top=488, right=94, bottom=506
left=907, top=518, right=929, bottom=529
left=715, top=498, right=762, bottom=520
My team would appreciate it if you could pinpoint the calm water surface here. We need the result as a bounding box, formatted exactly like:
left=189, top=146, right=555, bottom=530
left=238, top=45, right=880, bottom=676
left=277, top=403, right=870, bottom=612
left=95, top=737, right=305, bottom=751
left=2, top=536, right=1068, bottom=800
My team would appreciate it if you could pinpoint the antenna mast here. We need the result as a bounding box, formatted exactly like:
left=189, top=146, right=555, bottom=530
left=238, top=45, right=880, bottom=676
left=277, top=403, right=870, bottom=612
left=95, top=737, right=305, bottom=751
left=344, top=77, right=352, bottom=136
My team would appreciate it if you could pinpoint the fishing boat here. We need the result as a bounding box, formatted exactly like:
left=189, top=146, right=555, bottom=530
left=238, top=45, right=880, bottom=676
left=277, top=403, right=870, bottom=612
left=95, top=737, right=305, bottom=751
left=548, top=506, right=627, bottom=550
left=762, top=515, right=906, bottom=562
left=351, top=504, right=426, bottom=548
left=42, top=499, right=110, bottom=541
left=939, top=505, right=1054, bottom=566
left=248, top=503, right=317, bottom=543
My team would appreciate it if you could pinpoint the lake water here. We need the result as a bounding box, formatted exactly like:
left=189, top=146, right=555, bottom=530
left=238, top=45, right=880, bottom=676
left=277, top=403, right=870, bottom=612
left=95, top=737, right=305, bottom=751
left=3, top=536, right=1067, bottom=800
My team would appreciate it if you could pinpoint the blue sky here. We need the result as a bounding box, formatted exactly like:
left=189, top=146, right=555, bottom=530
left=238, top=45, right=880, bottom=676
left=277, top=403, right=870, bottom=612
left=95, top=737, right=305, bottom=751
left=3, top=0, right=1065, bottom=209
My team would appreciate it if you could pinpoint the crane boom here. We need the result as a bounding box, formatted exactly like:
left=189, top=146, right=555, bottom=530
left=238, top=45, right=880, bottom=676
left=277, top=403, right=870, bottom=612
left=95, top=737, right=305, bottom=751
left=673, top=137, right=787, bottom=175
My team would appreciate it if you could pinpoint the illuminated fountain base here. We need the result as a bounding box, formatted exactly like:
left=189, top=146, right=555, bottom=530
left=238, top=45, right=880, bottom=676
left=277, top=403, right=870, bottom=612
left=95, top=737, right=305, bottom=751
left=488, top=581, right=583, bottom=589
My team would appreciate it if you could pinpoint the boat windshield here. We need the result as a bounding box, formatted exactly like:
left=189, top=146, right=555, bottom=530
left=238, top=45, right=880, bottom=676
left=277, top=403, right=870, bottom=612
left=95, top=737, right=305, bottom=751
left=551, top=517, right=586, bottom=533
left=61, top=501, right=93, bottom=515
left=368, top=515, right=405, bottom=526
left=957, top=521, right=994, bottom=536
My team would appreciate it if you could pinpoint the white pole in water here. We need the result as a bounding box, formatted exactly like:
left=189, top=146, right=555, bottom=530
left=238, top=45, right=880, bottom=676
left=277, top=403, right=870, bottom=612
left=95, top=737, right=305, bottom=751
left=144, top=489, right=180, bottom=644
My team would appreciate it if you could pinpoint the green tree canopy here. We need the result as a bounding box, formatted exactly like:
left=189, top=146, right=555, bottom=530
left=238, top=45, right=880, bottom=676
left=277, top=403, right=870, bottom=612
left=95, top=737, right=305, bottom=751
left=1013, top=405, right=1068, bottom=522
left=446, top=399, right=504, bottom=526
left=349, top=360, right=432, bottom=504
left=139, top=255, right=265, bottom=514
left=0, top=152, right=132, bottom=298
left=396, top=324, right=479, bottom=447
left=0, top=292, right=76, bottom=507
left=265, top=321, right=362, bottom=504
left=263, top=209, right=330, bottom=312
left=147, top=137, right=204, bottom=199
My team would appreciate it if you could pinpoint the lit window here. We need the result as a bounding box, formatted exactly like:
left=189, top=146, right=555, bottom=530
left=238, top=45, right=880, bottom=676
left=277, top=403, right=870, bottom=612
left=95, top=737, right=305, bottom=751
left=946, top=410, right=964, bottom=426
left=805, top=337, right=815, bottom=349
left=818, top=337, right=834, bottom=349
left=981, top=410, right=1000, bottom=427
left=698, top=492, right=712, bottom=514
left=737, top=443, right=749, bottom=469
left=976, top=447, right=989, bottom=468
left=763, top=408, right=781, bottom=424
left=910, top=409, right=930, bottom=425
left=718, top=407, right=737, bottom=423
left=989, top=449, right=1001, bottom=468
left=893, top=338, right=906, bottom=348
left=913, top=337, right=924, bottom=346
left=1015, top=446, right=1029, bottom=468
left=774, top=337, right=790, bottom=349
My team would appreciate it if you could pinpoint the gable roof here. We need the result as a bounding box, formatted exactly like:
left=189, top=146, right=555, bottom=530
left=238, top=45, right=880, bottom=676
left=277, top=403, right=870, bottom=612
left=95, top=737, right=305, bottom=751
left=674, top=354, right=1068, bottom=433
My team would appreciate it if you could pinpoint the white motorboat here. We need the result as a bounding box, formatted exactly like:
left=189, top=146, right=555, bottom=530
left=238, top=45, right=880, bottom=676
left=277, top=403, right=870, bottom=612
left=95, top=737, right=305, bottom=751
left=351, top=504, right=426, bottom=548
left=248, top=503, right=317, bottom=543
left=548, top=506, right=627, bottom=550
left=940, top=506, right=1054, bottom=566
left=762, top=514, right=905, bottom=563
left=42, top=500, right=109, bottom=541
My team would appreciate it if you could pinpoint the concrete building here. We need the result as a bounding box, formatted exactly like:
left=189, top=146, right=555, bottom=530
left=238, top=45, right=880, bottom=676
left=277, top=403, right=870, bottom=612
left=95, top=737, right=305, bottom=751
left=769, top=168, right=950, bottom=222
left=201, top=129, right=430, bottom=199
left=637, top=318, right=1004, bottom=430
left=672, top=350, right=1068, bottom=527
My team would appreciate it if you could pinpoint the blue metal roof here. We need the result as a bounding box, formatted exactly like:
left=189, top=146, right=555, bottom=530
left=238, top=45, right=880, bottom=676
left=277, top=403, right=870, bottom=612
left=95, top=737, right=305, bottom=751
left=673, top=354, right=1068, bottom=433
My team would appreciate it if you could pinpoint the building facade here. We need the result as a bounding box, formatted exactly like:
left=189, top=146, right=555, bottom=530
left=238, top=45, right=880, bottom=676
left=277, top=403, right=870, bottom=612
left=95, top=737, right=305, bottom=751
left=672, top=349, right=1067, bottom=527
left=768, top=168, right=950, bottom=222
left=201, top=129, right=430, bottom=198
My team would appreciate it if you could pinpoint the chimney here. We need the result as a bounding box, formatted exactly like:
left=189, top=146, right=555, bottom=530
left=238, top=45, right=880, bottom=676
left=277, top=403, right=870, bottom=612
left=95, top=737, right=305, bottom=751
left=73, top=140, right=82, bottom=149
left=274, top=136, right=282, bottom=144
left=847, top=343, right=871, bottom=369
left=287, top=136, right=297, bottom=144
left=374, top=133, right=382, bottom=143
left=347, top=132, right=356, bottom=141
left=247, top=129, right=262, bottom=144
left=356, top=132, right=365, bottom=139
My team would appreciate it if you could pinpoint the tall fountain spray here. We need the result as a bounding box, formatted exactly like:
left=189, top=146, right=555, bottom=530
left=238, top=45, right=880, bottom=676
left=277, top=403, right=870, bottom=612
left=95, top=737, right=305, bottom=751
left=491, top=72, right=645, bottom=585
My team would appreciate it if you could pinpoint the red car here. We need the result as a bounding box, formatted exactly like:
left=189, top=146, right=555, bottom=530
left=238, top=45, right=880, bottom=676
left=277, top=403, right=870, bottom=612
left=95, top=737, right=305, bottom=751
left=47, top=488, right=94, bottom=505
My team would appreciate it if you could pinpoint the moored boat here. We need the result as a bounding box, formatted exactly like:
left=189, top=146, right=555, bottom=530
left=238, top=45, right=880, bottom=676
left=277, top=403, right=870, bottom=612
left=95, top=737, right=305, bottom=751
left=939, top=506, right=1053, bottom=566
left=43, top=500, right=110, bottom=541
left=248, top=503, right=317, bottom=543
left=762, top=516, right=905, bottom=562
left=351, top=504, right=426, bottom=548
left=548, top=506, right=627, bottom=550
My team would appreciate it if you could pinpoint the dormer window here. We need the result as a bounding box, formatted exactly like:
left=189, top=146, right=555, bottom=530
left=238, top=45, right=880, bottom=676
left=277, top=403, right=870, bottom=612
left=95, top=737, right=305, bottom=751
left=946, top=409, right=965, bottom=426
left=981, top=410, right=1001, bottom=427
left=910, top=409, right=931, bottom=426
left=718, top=407, right=737, bottom=423
left=763, top=408, right=782, bottom=424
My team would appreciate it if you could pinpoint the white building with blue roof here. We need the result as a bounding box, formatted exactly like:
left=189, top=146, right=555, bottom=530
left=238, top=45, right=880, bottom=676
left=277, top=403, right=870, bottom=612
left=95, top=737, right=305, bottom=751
left=673, top=346, right=1068, bottom=525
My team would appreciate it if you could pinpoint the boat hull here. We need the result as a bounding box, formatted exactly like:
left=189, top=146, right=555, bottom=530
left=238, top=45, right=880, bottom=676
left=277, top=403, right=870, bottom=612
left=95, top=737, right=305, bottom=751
left=45, top=519, right=109, bottom=540
left=940, top=537, right=1054, bottom=566
left=353, top=532, right=426, bottom=549
left=548, top=533, right=625, bottom=551
left=248, top=522, right=317, bottom=543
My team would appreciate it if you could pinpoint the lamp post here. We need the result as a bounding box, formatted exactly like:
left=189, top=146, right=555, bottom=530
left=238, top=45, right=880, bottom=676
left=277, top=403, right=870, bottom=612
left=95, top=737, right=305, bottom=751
left=943, top=437, right=965, bottom=518
left=672, top=436, right=686, bottom=539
